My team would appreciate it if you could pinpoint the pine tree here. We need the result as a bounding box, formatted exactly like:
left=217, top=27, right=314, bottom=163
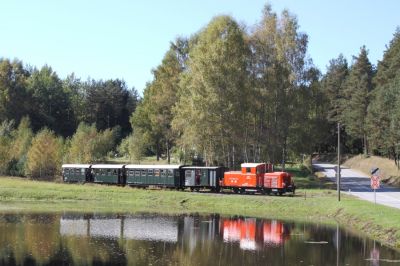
left=367, top=29, right=400, bottom=160
left=374, top=28, right=400, bottom=88
left=322, top=54, right=349, bottom=123
left=342, top=46, right=374, bottom=155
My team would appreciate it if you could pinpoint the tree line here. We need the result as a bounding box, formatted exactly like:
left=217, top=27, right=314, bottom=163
left=1, top=4, right=400, bottom=179
left=129, top=5, right=400, bottom=167
left=0, top=59, right=138, bottom=178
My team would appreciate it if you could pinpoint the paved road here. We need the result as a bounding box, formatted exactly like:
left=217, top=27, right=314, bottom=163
left=313, top=162, right=400, bottom=209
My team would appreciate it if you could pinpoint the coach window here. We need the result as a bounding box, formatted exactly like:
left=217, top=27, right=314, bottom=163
left=154, top=169, right=160, bottom=176
left=141, top=169, right=146, bottom=176
left=161, top=170, right=166, bottom=177
left=168, top=169, right=174, bottom=177
left=135, top=170, right=140, bottom=176
left=148, top=169, right=153, bottom=175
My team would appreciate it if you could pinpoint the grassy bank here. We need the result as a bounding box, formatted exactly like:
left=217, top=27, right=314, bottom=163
left=0, top=175, right=399, bottom=249
left=344, top=154, right=400, bottom=186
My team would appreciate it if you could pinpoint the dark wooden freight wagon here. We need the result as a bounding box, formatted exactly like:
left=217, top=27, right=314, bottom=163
left=182, top=166, right=225, bottom=192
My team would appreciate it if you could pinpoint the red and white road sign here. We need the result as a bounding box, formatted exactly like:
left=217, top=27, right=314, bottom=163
left=371, top=175, right=380, bottom=189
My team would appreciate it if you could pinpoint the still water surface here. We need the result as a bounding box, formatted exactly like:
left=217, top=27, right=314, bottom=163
left=0, top=212, right=399, bottom=265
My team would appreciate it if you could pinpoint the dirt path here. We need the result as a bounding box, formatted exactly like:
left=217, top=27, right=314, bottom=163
left=313, top=161, right=400, bottom=209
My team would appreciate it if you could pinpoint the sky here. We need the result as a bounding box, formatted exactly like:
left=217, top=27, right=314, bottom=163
left=1, top=0, right=399, bottom=94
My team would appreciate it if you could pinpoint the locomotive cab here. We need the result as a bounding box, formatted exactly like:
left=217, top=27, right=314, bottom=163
left=222, top=163, right=267, bottom=193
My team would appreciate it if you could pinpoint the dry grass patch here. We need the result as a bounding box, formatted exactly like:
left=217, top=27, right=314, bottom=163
left=344, top=155, right=400, bottom=186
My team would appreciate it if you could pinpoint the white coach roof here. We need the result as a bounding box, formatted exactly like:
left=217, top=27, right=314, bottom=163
left=125, top=164, right=182, bottom=169
left=91, top=164, right=125, bottom=169
left=62, top=164, right=91, bottom=168
left=181, top=166, right=221, bottom=169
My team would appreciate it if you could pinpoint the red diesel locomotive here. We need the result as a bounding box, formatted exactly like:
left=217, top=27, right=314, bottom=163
left=221, top=163, right=295, bottom=195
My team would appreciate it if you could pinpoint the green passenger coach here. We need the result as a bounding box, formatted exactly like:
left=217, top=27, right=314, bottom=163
left=125, top=165, right=183, bottom=188
left=62, top=164, right=91, bottom=183
left=91, top=164, right=125, bottom=184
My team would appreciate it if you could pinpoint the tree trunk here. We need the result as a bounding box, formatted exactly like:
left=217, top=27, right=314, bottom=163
left=281, top=137, right=287, bottom=171
left=232, top=145, right=235, bottom=169
left=363, top=133, right=368, bottom=156
left=156, top=141, right=160, bottom=161
left=166, top=140, right=170, bottom=164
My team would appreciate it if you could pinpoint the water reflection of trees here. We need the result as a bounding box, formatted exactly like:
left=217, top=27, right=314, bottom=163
left=0, top=213, right=399, bottom=265
left=0, top=214, right=60, bottom=265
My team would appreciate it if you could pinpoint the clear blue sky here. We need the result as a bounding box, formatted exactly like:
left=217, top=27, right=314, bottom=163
left=1, top=0, right=399, bottom=94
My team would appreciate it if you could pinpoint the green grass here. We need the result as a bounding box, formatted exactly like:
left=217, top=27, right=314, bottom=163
left=0, top=174, right=400, bottom=248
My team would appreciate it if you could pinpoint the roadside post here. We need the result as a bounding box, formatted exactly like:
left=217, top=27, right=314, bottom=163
left=370, top=167, right=380, bottom=204
left=337, top=122, right=341, bottom=202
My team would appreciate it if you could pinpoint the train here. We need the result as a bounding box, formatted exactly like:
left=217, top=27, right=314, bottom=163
left=60, top=214, right=291, bottom=250
left=62, top=162, right=295, bottom=195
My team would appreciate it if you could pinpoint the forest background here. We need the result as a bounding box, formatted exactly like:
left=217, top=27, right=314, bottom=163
left=1, top=4, right=400, bottom=179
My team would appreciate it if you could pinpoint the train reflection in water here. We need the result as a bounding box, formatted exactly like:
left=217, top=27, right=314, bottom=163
left=222, top=218, right=290, bottom=250
left=59, top=214, right=290, bottom=251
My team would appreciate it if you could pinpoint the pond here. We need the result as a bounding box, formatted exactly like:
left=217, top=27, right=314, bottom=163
left=0, top=212, right=399, bottom=265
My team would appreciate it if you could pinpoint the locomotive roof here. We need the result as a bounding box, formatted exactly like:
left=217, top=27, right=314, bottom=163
left=91, top=164, right=125, bottom=169
left=241, top=163, right=265, bottom=168
left=124, top=164, right=182, bottom=169
left=62, top=164, right=91, bottom=168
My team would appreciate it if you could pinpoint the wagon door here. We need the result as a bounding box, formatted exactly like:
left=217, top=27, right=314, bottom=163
left=209, top=170, right=216, bottom=187
left=185, top=170, right=195, bottom=187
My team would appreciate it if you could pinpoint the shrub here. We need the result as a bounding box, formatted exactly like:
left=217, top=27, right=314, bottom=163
left=26, top=128, right=62, bottom=179
left=67, top=123, right=117, bottom=163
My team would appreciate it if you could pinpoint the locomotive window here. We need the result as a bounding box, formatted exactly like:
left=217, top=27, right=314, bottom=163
left=246, top=167, right=251, bottom=173
left=135, top=170, right=140, bottom=176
